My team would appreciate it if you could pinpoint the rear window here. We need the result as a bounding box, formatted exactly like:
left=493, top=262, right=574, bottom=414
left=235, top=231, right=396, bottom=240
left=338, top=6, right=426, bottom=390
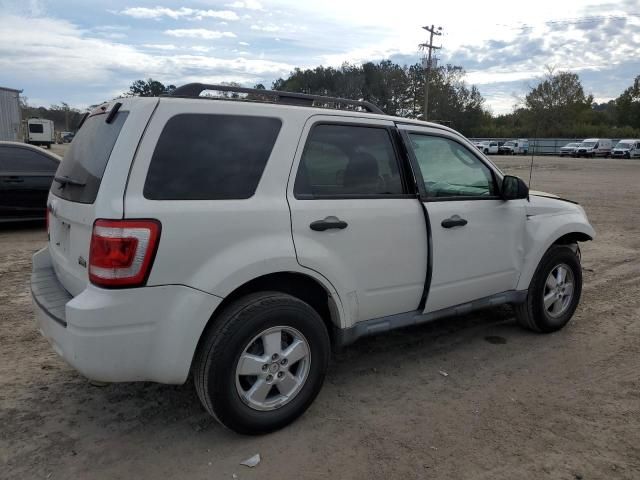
left=29, top=123, right=44, bottom=133
left=143, top=114, right=281, bottom=200
left=51, top=111, right=128, bottom=204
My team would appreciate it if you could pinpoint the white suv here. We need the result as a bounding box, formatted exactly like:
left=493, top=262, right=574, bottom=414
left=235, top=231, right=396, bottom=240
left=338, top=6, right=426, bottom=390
left=32, top=84, right=595, bottom=434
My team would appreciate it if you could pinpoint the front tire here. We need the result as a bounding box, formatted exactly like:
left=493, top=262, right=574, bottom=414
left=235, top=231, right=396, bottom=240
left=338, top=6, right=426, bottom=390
left=515, top=245, right=583, bottom=333
left=193, top=292, right=330, bottom=435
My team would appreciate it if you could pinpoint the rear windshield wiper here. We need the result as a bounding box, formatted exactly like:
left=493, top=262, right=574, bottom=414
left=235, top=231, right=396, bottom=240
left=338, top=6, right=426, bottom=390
left=54, top=175, right=86, bottom=187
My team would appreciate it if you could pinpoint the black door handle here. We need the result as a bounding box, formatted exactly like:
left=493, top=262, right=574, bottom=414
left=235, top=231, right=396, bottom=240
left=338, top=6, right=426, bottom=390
left=310, top=217, right=348, bottom=231
left=441, top=215, right=467, bottom=228
left=3, top=177, right=24, bottom=183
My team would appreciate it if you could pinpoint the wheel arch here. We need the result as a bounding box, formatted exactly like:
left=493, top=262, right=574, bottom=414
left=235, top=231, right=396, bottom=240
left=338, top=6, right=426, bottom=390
left=190, top=271, right=345, bottom=374
left=516, top=219, right=594, bottom=291
left=551, top=231, right=593, bottom=245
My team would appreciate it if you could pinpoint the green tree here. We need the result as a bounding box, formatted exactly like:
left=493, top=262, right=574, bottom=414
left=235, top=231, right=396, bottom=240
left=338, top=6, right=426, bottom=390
left=271, top=60, right=490, bottom=135
left=524, top=69, right=593, bottom=136
left=616, top=75, right=640, bottom=129
left=127, top=78, right=176, bottom=97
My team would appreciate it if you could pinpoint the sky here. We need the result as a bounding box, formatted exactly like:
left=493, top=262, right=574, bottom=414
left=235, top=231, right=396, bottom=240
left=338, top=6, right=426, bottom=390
left=0, top=0, right=639, bottom=114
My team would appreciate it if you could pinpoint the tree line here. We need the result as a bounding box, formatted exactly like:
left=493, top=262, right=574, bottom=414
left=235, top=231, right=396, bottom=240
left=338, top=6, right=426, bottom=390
left=21, top=64, right=640, bottom=139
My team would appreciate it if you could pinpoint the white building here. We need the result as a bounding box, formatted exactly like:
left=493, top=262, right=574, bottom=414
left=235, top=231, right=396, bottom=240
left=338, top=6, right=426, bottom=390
left=0, top=86, right=22, bottom=141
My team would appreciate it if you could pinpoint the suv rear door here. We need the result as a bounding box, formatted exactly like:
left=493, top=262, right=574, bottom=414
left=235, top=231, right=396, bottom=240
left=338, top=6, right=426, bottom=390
left=398, top=124, right=526, bottom=313
left=48, top=98, right=158, bottom=295
left=288, top=116, right=428, bottom=324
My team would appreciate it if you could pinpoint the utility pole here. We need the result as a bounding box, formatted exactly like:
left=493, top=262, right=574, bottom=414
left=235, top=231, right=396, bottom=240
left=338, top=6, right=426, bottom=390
left=419, top=25, right=442, bottom=121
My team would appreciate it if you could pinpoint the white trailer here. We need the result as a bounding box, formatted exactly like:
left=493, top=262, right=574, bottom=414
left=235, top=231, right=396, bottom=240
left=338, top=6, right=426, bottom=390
left=26, top=118, right=54, bottom=148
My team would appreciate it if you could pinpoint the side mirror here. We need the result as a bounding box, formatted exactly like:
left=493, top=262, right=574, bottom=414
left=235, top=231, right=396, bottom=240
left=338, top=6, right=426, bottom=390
left=501, top=175, right=529, bottom=200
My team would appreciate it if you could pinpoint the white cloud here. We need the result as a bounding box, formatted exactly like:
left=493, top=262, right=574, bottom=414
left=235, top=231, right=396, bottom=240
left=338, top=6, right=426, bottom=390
left=225, top=0, right=264, bottom=10
left=142, top=43, right=178, bottom=51
left=165, top=29, right=237, bottom=39
left=194, top=10, right=239, bottom=21
left=250, top=24, right=280, bottom=32
left=100, top=32, right=128, bottom=39
left=119, top=7, right=238, bottom=21
left=239, top=41, right=250, bottom=46
left=191, top=46, right=211, bottom=53
left=94, top=25, right=130, bottom=32
left=0, top=13, right=291, bottom=104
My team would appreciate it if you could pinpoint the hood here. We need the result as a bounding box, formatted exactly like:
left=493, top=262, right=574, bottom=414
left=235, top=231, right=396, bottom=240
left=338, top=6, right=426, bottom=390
left=530, top=190, right=559, bottom=199
left=527, top=191, right=584, bottom=217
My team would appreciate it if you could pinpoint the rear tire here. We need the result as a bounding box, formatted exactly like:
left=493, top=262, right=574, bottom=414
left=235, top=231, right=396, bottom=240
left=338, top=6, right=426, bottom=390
left=193, top=292, right=330, bottom=435
left=515, top=245, right=582, bottom=333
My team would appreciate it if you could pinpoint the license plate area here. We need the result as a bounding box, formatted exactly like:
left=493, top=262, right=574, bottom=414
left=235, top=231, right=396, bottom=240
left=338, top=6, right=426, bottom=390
left=51, top=217, right=71, bottom=255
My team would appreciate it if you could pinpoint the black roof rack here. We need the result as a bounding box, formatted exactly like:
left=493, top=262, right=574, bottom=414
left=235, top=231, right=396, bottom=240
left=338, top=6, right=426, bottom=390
left=168, top=83, right=384, bottom=114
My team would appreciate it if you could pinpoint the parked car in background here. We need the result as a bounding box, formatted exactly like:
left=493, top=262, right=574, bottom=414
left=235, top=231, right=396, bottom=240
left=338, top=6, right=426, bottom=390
left=0, top=141, right=60, bottom=221
left=611, top=139, right=640, bottom=159
left=61, top=131, right=75, bottom=143
left=499, top=139, right=529, bottom=155
left=559, top=142, right=580, bottom=157
left=26, top=118, right=55, bottom=149
left=475, top=140, right=499, bottom=154
left=573, top=138, right=612, bottom=158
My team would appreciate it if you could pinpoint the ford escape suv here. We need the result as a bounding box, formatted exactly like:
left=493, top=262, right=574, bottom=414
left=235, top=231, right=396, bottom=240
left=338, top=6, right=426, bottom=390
left=32, top=84, right=595, bottom=434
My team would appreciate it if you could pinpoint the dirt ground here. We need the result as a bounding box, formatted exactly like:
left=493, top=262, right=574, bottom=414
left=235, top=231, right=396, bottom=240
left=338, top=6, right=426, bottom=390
left=1, top=155, right=639, bottom=480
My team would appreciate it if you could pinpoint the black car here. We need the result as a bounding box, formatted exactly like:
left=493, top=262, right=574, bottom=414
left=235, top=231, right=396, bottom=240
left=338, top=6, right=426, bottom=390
left=0, top=142, right=60, bottom=221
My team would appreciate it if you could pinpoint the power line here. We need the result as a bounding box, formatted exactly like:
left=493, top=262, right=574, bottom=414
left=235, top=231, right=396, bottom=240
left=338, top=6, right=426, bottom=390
left=419, top=25, right=442, bottom=121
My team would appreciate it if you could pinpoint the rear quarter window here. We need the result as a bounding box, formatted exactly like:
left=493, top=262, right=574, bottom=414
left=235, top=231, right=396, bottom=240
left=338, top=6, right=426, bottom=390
left=143, top=114, right=282, bottom=200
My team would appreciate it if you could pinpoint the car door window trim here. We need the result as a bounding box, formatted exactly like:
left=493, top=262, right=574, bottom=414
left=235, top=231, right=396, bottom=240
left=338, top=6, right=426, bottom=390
left=293, top=121, right=413, bottom=200
left=398, top=129, right=503, bottom=202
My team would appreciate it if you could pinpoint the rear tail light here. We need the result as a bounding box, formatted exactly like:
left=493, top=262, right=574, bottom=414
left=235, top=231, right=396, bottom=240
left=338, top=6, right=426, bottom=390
left=89, top=219, right=161, bottom=288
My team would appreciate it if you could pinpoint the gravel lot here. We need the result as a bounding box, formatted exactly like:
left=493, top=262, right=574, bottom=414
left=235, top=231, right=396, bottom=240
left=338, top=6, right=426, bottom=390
left=1, top=155, right=639, bottom=480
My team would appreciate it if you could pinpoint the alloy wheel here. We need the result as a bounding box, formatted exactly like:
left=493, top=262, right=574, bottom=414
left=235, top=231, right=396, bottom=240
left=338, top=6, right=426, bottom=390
left=235, top=326, right=311, bottom=411
left=543, top=264, right=575, bottom=318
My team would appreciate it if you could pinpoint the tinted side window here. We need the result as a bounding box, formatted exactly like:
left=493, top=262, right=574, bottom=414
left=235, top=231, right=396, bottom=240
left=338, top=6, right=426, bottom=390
left=408, top=134, right=496, bottom=198
left=144, top=114, right=281, bottom=200
left=29, top=123, right=44, bottom=133
left=0, top=146, right=58, bottom=172
left=294, top=124, right=404, bottom=197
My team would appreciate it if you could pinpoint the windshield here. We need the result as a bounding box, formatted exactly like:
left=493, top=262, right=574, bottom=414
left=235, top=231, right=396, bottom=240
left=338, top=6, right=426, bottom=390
left=614, top=141, right=633, bottom=149
left=564, top=143, right=578, bottom=148
left=51, top=111, right=128, bottom=204
left=580, top=142, right=596, bottom=148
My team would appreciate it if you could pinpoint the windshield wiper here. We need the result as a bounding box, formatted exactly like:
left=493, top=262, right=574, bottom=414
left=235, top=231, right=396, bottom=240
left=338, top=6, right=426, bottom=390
left=54, top=175, right=86, bottom=187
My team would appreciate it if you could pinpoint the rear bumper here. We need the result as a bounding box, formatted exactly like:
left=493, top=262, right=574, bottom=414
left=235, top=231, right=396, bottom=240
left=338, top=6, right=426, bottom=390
left=31, top=247, right=222, bottom=384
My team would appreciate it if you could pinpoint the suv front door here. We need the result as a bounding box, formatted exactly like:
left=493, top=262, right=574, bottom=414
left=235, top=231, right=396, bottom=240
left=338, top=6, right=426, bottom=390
left=398, top=125, right=526, bottom=313
left=288, top=116, right=428, bottom=324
